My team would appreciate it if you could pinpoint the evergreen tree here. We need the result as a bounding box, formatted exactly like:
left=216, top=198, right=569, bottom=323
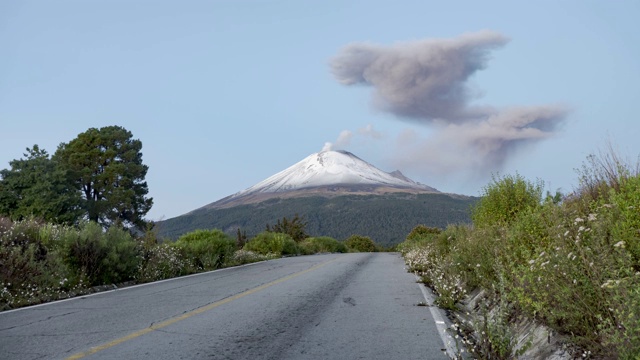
left=55, top=126, right=153, bottom=229
left=266, top=214, right=308, bottom=242
left=0, top=145, right=81, bottom=224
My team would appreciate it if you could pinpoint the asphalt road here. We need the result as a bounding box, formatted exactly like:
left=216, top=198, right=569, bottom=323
left=0, top=253, right=450, bottom=359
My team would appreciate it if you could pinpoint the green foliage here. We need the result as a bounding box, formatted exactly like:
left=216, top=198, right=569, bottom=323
left=401, top=164, right=640, bottom=358
left=226, top=249, right=278, bottom=267
left=62, top=222, right=140, bottom=286
left=344, top=234, right=378, bottom=252
left=473, top=291, right=530, bottom=360
left=175, top=229, right=236, bottom=270
left=608, top=174, right=640, bottom=266
left=61, top=222, right=107, bottom=285
left=101, top=226, right=141, bottom=284
left=236, top=228, right=247, bottom=249
left=136, top=243, right=190, bottom=283
left=299, top=236, right=347, bottom=254
left=406, top=224, right=441, bottom=239
left=0, top=218, right=80, bottom=310
left=265, top=214, right=308, bottom=242
left=0, top=145, right=81, bottom=224
left=54, top=126, right=153, bottom=229
left=472, top=173, right=544, bottom=228
left=243, top=231, right=299, bottom=256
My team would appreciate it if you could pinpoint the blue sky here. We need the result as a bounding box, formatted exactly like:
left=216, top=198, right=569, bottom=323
left=2, top=1, right=639, bottom=221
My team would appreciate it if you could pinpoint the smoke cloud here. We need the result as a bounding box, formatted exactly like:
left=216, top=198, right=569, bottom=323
left=323, top=125, right=383, bottom=151
left=322, top=130, right=353, bottom=151
left=329, top=31, right=568, bottom=178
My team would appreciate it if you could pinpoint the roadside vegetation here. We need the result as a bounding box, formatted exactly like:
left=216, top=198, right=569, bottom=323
left=0, top=214, right=380, bottom=311
left=399, top=149, right=640, bottom=359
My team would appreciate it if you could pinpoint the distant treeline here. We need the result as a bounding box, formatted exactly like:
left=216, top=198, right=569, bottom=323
left=157, top=193, right=477, bottom=247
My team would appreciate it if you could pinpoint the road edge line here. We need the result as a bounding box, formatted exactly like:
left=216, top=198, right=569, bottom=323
left=0, top=259, right=269, bottom=315
left=414, top=273, right=459, bottom=358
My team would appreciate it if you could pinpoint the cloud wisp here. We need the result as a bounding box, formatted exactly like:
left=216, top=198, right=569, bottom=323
left=328, top=31, right=568, bottom=177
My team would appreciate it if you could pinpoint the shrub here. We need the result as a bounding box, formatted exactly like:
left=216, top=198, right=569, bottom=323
left=400, top=166, right=640, bottom=357
left=136, top=243, right=190, bottom=282
left=608, top=174, right=640, bottom=266
left=243, top=231, right=299, bottom=256
left=0, top=218, right=79, bottom=310
left=62, top=221, right=140, bottom=286
left=472, top=173, right=544, bottom=228
left=344, top=235, right=378, bottom=252
left=226, top=249, right=278, bottom=266
left=406, top=225, right=441, bottom=241
left=175, top=229, right=236, bottom=271
left=299, top=236, right=346, bottom=254
left=61, top=221, right=108, bottom=285
left=100, top=226, right=141, bottom=284
left=265, top=214, right=308, bottom=242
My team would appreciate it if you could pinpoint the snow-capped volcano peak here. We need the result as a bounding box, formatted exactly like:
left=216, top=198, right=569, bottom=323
left=233, top=150, right=436, bottom=196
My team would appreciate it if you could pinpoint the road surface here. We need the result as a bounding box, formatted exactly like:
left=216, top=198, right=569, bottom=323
left=0, top=253, right=451, bottom=359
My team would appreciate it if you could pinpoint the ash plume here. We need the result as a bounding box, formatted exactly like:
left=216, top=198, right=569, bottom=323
left=329, top=31, right=568, bottom=177
left=323, top=124, right=383, bottom=151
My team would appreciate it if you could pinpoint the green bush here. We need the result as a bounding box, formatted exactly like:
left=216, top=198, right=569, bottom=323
left=226, top=249, right=278, bottom=266
left=62, top=221, right=108, bottom=285
left=299, top=236, right=346, bottom=254
left=62, top=221, right=140, bottom=286
left=265, top=214, right=308, bottom=242
left=101, top=226, right=141, bottom=284
left=0, top=218, right=78, bottom=310
left=406, top=224, right=441, bottom=241
left=608, top=174, right=640, bottom=266
left=175, top=229, right=236, bottom=270
left=243, top=231, right=299, bottom=256
left=136, top=243, right=190, bottom=282
left=344, top=234, right=378, bottom=252
left=472, top=173, right=544, bottom=228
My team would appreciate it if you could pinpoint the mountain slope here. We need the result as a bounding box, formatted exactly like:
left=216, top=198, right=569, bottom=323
left=157, top=193, right=477, bottom=247
left=157, top=150, right=474, bottom=246
left=205, top=150, right=438, bottom=209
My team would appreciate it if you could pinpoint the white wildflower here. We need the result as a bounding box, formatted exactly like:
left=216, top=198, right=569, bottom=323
left=613, top=241, right=625, bottom=248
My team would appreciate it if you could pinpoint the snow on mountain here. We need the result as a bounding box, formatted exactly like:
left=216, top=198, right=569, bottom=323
left=232, top=150, right=436, bottom=197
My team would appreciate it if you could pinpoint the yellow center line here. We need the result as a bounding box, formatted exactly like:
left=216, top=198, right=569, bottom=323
left=66, top=257, right=338, bottom=359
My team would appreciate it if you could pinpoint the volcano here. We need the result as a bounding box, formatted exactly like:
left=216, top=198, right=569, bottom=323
left=204, top=150, right=438, bottom=209
left=158, top=150, right=474, bottom=245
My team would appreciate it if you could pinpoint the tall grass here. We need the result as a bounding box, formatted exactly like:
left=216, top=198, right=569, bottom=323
left=400, top=150, right=640, bottom=359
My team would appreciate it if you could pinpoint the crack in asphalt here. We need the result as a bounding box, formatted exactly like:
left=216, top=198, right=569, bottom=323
left=0, top=311, right=80, bottom=332
left=5, top=350, right=49, bottom=360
